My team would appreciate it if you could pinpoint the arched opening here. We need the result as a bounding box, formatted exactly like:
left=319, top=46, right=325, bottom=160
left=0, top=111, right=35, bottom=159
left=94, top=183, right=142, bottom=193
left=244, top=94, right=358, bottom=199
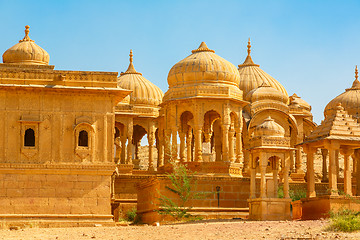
left=180, top=111, right=194, bottom=162
left=78, top=130, right=89, bottom=147
left=132, top=124, right=148, bottom=169
left=204, top=110, right=221, bottom=162
left=24, top=128, right=35, bottom=147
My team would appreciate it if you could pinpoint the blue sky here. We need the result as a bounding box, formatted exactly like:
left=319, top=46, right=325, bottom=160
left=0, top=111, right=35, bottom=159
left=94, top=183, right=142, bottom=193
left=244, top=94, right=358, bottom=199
left=1, top=0, right=360, bottom=124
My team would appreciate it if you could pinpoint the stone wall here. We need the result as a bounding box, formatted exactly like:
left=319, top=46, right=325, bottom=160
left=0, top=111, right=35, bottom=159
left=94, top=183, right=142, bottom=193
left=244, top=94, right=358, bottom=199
left=137, top=176, right=252, bottom=224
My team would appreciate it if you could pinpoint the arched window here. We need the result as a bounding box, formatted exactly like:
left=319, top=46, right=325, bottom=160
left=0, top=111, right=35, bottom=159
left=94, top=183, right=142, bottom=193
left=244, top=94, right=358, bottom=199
left=78, top=130, right=88, bottom=147
left=24, top=128, right=35, bottom=147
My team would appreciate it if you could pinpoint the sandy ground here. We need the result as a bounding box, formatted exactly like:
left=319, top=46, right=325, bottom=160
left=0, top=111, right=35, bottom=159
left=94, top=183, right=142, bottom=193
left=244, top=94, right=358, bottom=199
left=0, top=220, right=360, bottom=240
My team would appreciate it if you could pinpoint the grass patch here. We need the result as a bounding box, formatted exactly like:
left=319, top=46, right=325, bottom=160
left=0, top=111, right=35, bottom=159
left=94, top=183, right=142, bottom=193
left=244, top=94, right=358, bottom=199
left=326, top=209, right=360, bottom=232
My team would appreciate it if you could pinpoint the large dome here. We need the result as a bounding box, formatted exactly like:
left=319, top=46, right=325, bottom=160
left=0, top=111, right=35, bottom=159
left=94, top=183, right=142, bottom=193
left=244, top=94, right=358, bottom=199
left=238, top=39, right=287, bottom=99
left=117, top=50, right=163, bottom=107
left=2, top=25, right=49, bottom=65
left=324, top=66, right=360, bottom=118
left=167, top=42, right=240, bottom=88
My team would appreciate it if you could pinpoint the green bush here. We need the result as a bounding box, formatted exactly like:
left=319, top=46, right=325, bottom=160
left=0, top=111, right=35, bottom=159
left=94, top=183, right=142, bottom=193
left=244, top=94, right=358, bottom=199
left=289, top=187, right=306, bottom=201
left=125, top=208, right=137, bottom=222
left=327, top=209, right=360, bottom=232
left=156, top=164, right=208, bottom=221
left=277, top=185, right=306, bottom=201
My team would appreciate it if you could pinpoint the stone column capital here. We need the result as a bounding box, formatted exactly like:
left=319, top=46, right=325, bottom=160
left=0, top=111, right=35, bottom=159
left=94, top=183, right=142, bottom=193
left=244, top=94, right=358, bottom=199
left=340, top=147, right=354, bottom=156
left=302, top=145, right=316, bottom=154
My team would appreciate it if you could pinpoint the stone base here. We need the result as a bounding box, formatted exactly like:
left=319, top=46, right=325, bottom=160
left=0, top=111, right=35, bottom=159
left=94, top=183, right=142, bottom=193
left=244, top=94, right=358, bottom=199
left=290, top=171, right=305, bottom=182
left=301, top=195, right=360, bottom=220
left=248, top=198, right=291, bottom=221
left=117, top=164, right=134, bottom=174
left=0, top=214, right=115, bottom=229
left=186, top=162, right=243, bottom=177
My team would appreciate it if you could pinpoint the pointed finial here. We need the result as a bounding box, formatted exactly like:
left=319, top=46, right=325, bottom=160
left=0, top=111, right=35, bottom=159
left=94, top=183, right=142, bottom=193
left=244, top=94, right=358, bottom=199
left=247, top=38, right=251, bottom=56
left=19, top=25, right=34, bottom=43
left=120, top=49, right=142, bottom=76
left=191, top=41, right=215, bottom=53
left=356, top=65, right=358, bottom=81
left=350, top=65, right=360, bottom=89
left=238, top=38, right=259, bottom=67
left=129, top=49, right=133, bottom=64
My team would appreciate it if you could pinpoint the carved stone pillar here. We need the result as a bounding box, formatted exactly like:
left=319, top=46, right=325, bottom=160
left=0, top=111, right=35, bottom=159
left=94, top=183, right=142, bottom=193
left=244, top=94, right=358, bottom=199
left=179, top=131, right=186, bottom=163
left=171, top=128, right=178, bottom=162
left=186, top=128, right=192, bottom=162
left=235, top=128, right=243, bottom=164
left=284, top=152, right=290, bottom=199
left=126, top=122, right=133, bottom=165
left=228, top=129, right=235, bottom=163
left=259, top=152, right=267, bottom=198
left=341, top=148, right=354, bottom=196
left=335, top=149, right=340, bottom=181
left=272, top=162, right=278, bottom=198
left=164, top=129, right=172, bottom=164
left=194, top=125, right=203, bottom=162
left=328, top=147, right=339, bottom=196
left=114, top=137, right=121, bottom=164
left=304, top=146, right=316, bottom=198
left=222, top=125, right=230, bottom=162
left=120, top=135, right=127, bottom=164
left=355, top=149, right=360, bottom=196
left=250, top=153, right=256, bottom=199
left=321, top=149, right=328, bottom=182
left=147, top=124, right=156, bottom=171
left=157, top=130, right=164, bottom=168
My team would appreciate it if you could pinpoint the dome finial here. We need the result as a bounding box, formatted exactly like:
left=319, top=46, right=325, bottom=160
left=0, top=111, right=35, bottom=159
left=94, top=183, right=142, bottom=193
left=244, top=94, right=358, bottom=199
left=129, top=49, right=133, bottom=64
left=191, top=42, right=215, bottom=53
left=351, top=65, right=360, bottom=89
left=120, top=49, right=142, bottom=76
left=19, top=25, right=34, bottom=43
left=238, top=38, right=259, bottom=67
left=356, top=65, right=358, bottom=81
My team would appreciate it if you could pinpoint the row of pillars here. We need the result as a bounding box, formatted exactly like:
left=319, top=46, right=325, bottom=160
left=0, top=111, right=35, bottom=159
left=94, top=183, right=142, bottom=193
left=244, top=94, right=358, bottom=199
left=249, top=152, right=291, bottom=199
left=305, top=145, right=354, bottom=197
left=115, top=123, right=157, bottom=171
left=160, top=124, right=243, bottom=165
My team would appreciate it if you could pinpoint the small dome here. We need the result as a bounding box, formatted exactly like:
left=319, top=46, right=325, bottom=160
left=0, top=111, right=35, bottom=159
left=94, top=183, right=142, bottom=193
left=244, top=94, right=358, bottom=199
left=246, top=82, right=288, bottom=104
left=117, top=50, right=163, bottom=107
left=2, top=26, right=49, bottom=65
left=254, top=116, right=285, bottom=137
left=167, top=42, right=240, bottom=88
left=289, top=93, right=311, bottom=111
left=324, top=66, right=360, bottom=118
left=238, top=39, right=288, bottom=99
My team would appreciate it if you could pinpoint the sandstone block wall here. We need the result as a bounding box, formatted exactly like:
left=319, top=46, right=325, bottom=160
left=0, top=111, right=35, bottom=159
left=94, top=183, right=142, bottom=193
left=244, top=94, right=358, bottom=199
left=0, top=169, right=112, bottom=217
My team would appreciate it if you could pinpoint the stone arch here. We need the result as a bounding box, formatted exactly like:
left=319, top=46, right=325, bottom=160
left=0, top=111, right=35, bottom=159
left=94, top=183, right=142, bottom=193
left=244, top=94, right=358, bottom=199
left=180, top=111, right=194, bottom=132
left=132, top=124, right=147, bottom=164
left=248, top=109, right=298, bottom=138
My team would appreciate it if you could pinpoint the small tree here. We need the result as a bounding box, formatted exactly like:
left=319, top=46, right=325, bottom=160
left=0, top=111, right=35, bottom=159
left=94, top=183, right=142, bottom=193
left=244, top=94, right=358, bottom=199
left=157, top=164, right=208, bottom=221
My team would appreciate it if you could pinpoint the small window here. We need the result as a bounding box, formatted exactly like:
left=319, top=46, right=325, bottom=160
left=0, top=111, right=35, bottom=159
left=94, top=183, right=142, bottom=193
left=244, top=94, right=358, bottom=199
left=78, top=130, right=88, bottom=147
left=24, top=128, right=35, bottom=147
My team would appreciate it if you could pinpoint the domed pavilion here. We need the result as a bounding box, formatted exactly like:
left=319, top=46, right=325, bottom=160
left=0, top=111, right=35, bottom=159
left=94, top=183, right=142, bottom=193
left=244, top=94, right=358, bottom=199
left=238, top=40, right=316, bottom=180
left=248, top=116, right=292, bottom=220
left=160, top=42, right=248, bottom=175
left=115, top=50, right=164, bottom=171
